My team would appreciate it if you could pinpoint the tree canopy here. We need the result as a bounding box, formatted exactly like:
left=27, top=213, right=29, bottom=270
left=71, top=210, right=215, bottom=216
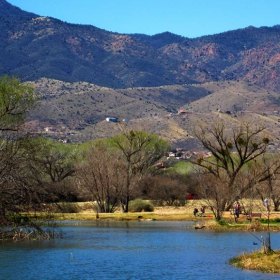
left=0, top=76, right=35, bottom=130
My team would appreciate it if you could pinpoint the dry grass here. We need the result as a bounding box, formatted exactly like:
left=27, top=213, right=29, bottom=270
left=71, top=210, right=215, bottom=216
left=52, top=205, right=198, bottom=221
left=230, top=250, right=280, bottom=274
left=51, top=202, right=280, bottom=228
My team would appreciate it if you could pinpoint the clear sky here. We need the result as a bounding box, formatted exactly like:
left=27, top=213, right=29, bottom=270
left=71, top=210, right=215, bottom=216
left=7, top=0, right=280, bottom=38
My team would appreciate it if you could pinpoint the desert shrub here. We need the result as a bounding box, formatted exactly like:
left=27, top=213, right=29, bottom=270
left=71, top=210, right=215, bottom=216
left=79, top=202, right=94, bottom=211
left=55, top=202, right=80, bottom=213
left=247, top=220, right=262, bottom=231
left=150, top=200, right=164, bottom=206
left=129, top=199, right=154, bottom=212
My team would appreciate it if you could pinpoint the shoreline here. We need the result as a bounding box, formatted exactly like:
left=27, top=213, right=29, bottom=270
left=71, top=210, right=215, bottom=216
left=51, top=206, right=280, bottom=232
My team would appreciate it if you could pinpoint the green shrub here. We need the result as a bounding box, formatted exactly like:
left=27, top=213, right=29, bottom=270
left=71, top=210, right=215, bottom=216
left=129, top=199, right=154, bottom=212
left=217, top=219, right=227, bottom=226
left=260, top=218, right=280, bottom=224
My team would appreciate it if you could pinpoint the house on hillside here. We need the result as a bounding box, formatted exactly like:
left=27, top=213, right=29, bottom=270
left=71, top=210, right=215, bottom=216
left=106, top=117, right=118, bottom=123
left=44, top=127, right=54, bottom=132
left=181, top=151, right=193, bottom=159
left=178, top=109, right=187, bottom=114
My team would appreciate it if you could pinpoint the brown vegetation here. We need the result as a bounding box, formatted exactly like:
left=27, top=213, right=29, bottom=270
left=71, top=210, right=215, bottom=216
left=25, top=79, right=280, bottom=151
left=230, top=250, right=280, bottom=274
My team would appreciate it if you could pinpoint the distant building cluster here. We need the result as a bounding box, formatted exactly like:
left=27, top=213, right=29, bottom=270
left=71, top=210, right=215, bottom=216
left=167, top=149, right=212, bottom=160
left=154, top=148, right=212, bottom=169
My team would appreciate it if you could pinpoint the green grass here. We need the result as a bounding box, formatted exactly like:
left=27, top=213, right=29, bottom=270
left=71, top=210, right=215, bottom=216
left=171, top=161, right=194, bottom=174
left=260, top=218, right=280, bottom=224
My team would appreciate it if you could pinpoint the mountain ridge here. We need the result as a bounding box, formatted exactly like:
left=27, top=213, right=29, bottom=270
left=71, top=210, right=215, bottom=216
left=0, top=0, right=37, bottom=17
left=1, top=0, right=280, bottom=92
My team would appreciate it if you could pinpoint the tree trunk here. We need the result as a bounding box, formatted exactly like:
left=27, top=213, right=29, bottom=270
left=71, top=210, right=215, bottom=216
left=262, top=211, right=273, bottom=253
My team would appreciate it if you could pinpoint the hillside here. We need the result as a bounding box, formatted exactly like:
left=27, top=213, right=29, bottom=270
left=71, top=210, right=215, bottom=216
left=25, top=79, right=280, bottom=150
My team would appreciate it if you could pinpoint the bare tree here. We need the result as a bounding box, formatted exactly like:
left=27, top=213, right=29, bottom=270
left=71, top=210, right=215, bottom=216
left=0, top=137, right=26, bottom=223
left=255, top=154, right=280, bottom=211
left=191, top=121, right=277, bottom=220
left=111, top=130, right=170, bottom=212
left=140, top=174, right=188, bottom=206
left=76, top=143, right=127, bottom=213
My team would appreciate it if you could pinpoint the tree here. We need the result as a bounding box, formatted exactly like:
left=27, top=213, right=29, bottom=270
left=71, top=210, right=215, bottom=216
left=249, top=154, right=280, bottom=253
left=110, top=130, right=170, bottom=212
left=76, top=142, right=127, bottom=213
left=0, top=76, right=35, bottom=131
left=255, top=155, right=280, bottom=211
left=0, top=76, right=41, bottom=239
left=0, top=138, right=28, bottom=223
left=25, top=137, right=78, bottom=203
left=191, top=121, right=278, bottom=220
left=140, top=173, right=188, bottom=206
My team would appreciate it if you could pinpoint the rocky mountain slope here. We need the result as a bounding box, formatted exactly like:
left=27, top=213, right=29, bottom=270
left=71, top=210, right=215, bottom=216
left=1, top=0, right=280, bottom=93
left=1, top=0, right=280, bottom=149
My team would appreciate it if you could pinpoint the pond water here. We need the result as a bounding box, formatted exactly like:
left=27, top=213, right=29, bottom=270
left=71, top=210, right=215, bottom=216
left=0, top=220, right=280, bottom=280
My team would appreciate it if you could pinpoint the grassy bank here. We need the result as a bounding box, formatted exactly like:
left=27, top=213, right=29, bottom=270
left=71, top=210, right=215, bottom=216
left=230, top=250, right=280, bottom=274
left=49, top=208, right=198, bottom=222
left=51, top=202, right=280, bottom=228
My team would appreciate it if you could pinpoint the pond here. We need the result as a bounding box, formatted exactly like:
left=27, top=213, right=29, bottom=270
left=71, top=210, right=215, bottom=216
left=0, top=220, right=279, bottom=280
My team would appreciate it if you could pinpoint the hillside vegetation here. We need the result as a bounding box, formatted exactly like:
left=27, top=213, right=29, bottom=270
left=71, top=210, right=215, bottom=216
left=26, top=79, right=280, bottom=149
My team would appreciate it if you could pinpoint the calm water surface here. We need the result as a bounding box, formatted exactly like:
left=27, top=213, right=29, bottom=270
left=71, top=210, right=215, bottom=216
left=0, top=220, right=280, bottom=280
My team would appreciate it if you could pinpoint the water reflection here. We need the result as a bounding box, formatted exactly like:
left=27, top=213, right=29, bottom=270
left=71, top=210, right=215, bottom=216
left=0, top=220, right=279, bottom=280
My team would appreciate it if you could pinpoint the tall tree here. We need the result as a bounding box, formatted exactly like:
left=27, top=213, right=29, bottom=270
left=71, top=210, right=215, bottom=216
left=111, top=130, right=170, bottom=212
left=191, top=121, right=279, bottom=220
left=0, top=76, right=38, bottom=239
left=255, top=154, right=280, bottom=211
left=76, top=142, right=127, bottom=213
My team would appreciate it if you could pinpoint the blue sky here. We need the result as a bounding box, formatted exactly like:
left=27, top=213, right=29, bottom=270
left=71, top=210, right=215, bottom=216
left=7, top=0, right=280, bottom=38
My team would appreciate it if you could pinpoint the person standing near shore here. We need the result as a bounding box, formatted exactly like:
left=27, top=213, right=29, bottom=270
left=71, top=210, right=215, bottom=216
left=264, top=198, right=270, bottom=212
left=234, top=201, right=240, bottom=221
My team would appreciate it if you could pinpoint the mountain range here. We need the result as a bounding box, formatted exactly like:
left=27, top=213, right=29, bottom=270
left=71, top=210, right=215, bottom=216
left=1, top=0, right=280, bottom=150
